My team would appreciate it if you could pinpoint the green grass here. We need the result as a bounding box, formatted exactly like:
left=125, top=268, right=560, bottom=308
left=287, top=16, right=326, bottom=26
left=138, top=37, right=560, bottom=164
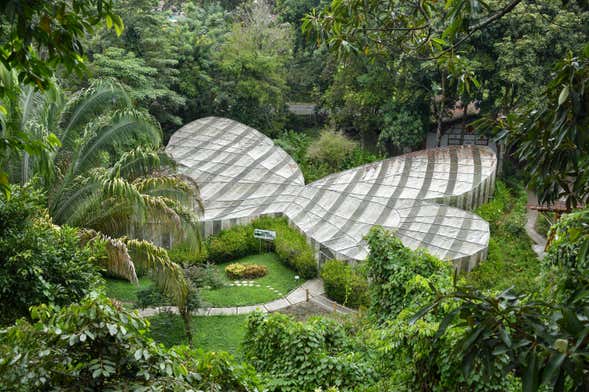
left=105, top=276, right=153, bottom=302
left=148, top=313, right=249, bottom=354
left=200, top=253, right=302, bottom=307
left=465, top=181, right=543, bottom=293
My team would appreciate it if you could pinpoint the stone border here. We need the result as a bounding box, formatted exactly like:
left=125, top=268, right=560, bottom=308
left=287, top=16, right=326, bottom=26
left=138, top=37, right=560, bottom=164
left=138, top=279, right=344, bottom=317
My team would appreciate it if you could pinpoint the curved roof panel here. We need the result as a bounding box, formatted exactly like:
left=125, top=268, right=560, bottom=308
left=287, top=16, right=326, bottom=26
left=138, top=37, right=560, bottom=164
left=166, top=117, right=496, bottom=270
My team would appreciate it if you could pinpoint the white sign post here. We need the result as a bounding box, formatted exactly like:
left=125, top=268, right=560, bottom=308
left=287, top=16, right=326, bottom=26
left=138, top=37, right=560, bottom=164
left=254, top=229, right=276, bottom=240
left=254, top=229, right=276, bottom=253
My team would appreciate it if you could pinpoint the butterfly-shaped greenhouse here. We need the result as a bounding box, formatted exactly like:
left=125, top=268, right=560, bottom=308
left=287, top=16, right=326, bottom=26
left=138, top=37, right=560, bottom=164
left=167, top=117, right=497, bottom=271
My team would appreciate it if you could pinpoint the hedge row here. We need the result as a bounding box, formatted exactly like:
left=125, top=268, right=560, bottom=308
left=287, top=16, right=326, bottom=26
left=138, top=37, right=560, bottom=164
left=174, top=216, right=318, bottom=278
left=320, top=259, right=369, bottom=309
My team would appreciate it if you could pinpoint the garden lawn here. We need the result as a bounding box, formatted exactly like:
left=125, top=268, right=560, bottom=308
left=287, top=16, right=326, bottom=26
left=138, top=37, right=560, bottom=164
left=148, top=313, right=248, bottom=355
left=200, top=253, right=302, bottom=307
left=105, top=276, right=153, bottom=303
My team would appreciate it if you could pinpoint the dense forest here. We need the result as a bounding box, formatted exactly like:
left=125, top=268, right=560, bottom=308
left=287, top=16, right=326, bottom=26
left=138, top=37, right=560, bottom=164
left=1, top=0, right=589, bottom=391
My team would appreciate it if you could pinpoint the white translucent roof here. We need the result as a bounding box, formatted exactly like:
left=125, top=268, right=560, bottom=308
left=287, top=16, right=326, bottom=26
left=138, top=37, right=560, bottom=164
left=166, top=117, right=497, bottom=269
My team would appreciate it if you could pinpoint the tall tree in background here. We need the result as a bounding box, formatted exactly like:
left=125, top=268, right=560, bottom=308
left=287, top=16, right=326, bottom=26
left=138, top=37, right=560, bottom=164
left=213, top=0, right=294, bottom=135
left=82, top=0, right=186, bottom=134
left=497, top=48, right=589, bottom=209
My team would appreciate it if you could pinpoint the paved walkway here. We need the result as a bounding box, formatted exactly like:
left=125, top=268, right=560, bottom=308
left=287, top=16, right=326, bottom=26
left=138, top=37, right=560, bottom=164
left=138, top=278, right=354, bottom=317
left=526, top=190, right=547, bottom=259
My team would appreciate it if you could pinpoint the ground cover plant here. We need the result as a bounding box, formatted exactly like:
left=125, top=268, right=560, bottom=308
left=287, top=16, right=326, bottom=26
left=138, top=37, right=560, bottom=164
left=465, top=181, right=543, bottom=293
left=201, top=253, right=302, bottom=307
left=320, top=259, right=369, bottom=309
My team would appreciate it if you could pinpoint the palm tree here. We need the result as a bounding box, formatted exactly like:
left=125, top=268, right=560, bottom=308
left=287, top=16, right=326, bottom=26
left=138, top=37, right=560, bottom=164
left=3, top=76, right=201, bottom=332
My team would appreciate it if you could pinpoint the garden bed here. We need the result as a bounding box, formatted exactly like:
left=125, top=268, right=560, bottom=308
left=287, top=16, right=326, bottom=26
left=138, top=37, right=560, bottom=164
left=200, top=253, right=304, bottom=307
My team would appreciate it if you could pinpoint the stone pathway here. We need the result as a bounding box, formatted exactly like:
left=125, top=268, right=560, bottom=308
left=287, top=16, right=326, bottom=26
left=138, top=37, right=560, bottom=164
left=138, top=279, right=352, bottom=317
left=526, top=190, right=547, bottom=259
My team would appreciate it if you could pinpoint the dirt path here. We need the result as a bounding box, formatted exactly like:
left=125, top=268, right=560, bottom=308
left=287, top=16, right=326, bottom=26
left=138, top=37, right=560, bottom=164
left=526, top=190, right=547, bottom=259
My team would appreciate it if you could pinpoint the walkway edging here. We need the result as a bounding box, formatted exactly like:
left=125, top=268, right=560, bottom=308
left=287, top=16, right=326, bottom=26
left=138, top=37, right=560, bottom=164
left=138, top=279, right=356, bottom=317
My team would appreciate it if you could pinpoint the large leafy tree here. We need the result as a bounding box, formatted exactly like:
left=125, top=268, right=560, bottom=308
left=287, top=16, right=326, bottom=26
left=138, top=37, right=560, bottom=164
left=213, top=0, right=294, bottom=136
left=0, top=186, right=102, bottom=326
left=0, top=293, right=260, bottom=390
left=0, top=0, right=123, bottom=196
left=498, top=48, right=589, bottom=208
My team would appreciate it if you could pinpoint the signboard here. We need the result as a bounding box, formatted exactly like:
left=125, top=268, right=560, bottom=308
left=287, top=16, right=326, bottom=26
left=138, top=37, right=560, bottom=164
left=254, top=229, right=276, bottom=241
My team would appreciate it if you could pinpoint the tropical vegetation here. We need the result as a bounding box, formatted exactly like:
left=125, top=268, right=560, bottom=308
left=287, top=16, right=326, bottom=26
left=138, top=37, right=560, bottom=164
left=1, top=0, right=589, bottom=390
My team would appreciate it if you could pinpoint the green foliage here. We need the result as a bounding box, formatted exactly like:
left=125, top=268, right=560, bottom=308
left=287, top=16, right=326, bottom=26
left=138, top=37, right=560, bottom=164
left=213, top=0, right=294, bottom=135
left=0, top=186, right=102, bottom=325
left=544, top=208, right=589, bottom=297
left=274, top=129, right=381, bottom=183
left=208, top=224, right=257, bottom=263
left=307, top=129, right=358, bottom=168
left=149, top=313, right=250, bottom=355
left=0, top=293, right=260, bottom=391
left=466, top=181, right=542, bottom=293
left=499, top=46, right=589, bottom=208
left=206, top=216, right=318, bottom=278
left=255, top=216, right=317, bottom=278
left=0, top=0, right=121, bottom=197
left=363, top=224, right=515, bottom=391
left=0, top=0, right=122, bottom=91
left=168, top=241, right=209, bottom=266
left=416, top=286, right=589, bottom=392
left=225, top=263, right=268, bottom=279
left=365, top=226, right=453, bottom=322
left=244, top=312, right=375, bottom=391
left=275, top=130, right=313, bottom=163
left=320, top=260, right=368, bottom=309
left=379, top=104, right=425, bottom=152
left=185, top=263, right=225, bottom=290
left=200, top=253, right=302, bottom=307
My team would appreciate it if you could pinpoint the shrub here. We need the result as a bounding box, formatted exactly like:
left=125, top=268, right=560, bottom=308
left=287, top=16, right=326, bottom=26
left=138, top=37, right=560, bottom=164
left=185, top=263, right=224, bottom=289
left=225, top=263, right=268, bottom=279
left=205, top=216, right=318, bottom=278
left=244, top=312, right=375, bottom=391
left=0, top=293, right=260, bottom=390
left=307, top=129, right=358, bottom=169
left=207, top=224, right=257, bottom=263
left=0, top=186, right=102, bottom=325
left=168, top=242, right=208, bottom=266
left=252, top=216, right=317, bottom=278
left=320, top=260, right=369, bottom=308
left=365, top=226, right=453, bottom=322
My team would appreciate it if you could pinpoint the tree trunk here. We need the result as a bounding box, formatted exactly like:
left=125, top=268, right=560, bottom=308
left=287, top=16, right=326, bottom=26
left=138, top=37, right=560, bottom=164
left=436, top=71, right=446, bottom=147
left=460, top=102, right=468, bottom=145
left=182, top=310, right=193, bottom=347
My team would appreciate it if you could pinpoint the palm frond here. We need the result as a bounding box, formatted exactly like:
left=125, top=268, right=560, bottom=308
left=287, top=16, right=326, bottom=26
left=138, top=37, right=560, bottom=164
left=110, top=147, right=164, bottom=180
left=125, top=238, right=189, bottom=312
left=71, top=108, right=162, bottom=175
left=79, top=229, right=138, bottom=284
left=59, top=80, right=131, bottom=151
